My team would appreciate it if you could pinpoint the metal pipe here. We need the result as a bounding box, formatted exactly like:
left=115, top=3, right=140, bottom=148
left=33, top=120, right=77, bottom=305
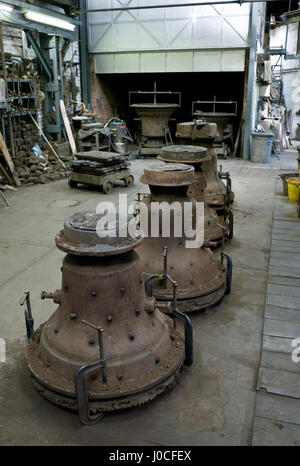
left=242, top=2, right=258, bottom=160
left=76, top=0, right=288, bottom=14
left=284, top=0, right=291, bottom=52
left=79, top=0, right=92, bottom=110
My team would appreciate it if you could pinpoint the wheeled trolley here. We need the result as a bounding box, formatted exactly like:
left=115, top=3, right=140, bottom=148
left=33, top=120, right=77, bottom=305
left=69, top=169, right=134, bottom=194
left=68, top=151, right=134, bottom=194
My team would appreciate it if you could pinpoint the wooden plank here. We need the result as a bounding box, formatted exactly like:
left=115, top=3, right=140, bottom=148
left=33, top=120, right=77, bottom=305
left=262, top=334, right=295, bottom=354
left=270, top=254, right=300, bottom=268
left=255, top=392, right=300, bottom=425
left=271, top=240, right=300, bottom=253
left=0, top=129, right=20, bottom=186
left=257, top=367, right=300, bottom=398
left=273, top=220, right=300, bottom=231
left=263, top=317, right=300, bottom=338
left=272, top=238, right=300, bottom=247
left=252, top=416, right=300, bottom=446
left=261, top=349, right=300, bottom=373
left=269, top=265, right=300, bottom=278
left=265, top=305, right=300, bottom=323
left=0, top=160, right=14, bottom=186
left=273, top=203, right=300, bottom=222
left=272, top=229, right=300, bottom=241
left=268, top=275, right=300, bottom=287
left=271, top=251, right=300, bottom=261
left=266, top=293, right=300, bottom=310
left=59, top=99, right=77, bottom=157
left=267, top=283, right=300, bottom=298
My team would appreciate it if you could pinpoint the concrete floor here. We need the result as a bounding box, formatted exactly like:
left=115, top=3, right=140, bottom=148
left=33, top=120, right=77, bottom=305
left=0, top=146, right=298, bottom=445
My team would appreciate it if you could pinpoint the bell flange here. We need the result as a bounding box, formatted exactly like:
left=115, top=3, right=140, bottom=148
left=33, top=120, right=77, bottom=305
left=26, top=319, right=184, bottom=412
left=139, top=236, right=226, bottom=304
left=30, top=370, right=180, bottom=413
left=140, top=163, right=196, bottom=187
left=55, top=211, right=142, bottom=257
left=157, top=283, right=227, bottom=314
left=158, top=145, right=209, bottom=163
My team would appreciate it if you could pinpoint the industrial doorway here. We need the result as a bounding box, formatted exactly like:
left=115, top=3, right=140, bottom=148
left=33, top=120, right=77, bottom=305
left=91, top=71, right=245, bottom=156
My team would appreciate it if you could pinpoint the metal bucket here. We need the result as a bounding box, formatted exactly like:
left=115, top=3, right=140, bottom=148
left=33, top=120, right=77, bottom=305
left=251, top=132, right=273, bottom=163
left=279, top=173, right=299, bottom=196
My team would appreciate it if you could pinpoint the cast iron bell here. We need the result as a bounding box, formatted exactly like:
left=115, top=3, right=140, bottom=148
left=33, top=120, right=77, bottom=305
left=137, top=163, right=232, bottom=313
left=25, top=212, right=187, bottom=424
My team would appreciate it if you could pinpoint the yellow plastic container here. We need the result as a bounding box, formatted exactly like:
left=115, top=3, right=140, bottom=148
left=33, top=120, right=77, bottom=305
left=287, top=177, right=300, bottom=202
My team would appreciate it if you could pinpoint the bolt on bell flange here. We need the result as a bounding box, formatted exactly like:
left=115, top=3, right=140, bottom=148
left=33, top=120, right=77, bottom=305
left=157, top=145, right=227, bottom=245
left=25, top=211, right=185, bottom=417
left=137, top=163, right=228, bottom=313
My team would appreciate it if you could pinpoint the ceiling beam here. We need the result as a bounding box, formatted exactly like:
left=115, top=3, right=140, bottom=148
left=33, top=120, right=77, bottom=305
left=76, top=0, right=289, bottom=14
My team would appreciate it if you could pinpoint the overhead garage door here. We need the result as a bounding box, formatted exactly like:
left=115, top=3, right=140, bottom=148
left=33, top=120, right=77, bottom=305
left=88, top=0, right=251, bottom=73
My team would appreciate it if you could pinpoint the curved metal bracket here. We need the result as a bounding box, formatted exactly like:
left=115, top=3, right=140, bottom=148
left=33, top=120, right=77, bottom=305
left=144, top=247, right=194, bottom=367
left=74, top=320, right=106, bottom=425
left=145, top=274, right=163, bottom=297
left=172, top=309, right=193, bottom=367
left=227, top=209, right=234, bottom=240
left=75, top=362, right=105, bottom=426
left=220, top=172, right=232, bottom=197
left=221, top=251, right=233, bottom=295
left=20, top=291, right=34, bottom=341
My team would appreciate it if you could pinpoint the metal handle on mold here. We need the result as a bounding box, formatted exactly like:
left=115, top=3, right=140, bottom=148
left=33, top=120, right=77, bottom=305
left=74, top=320, right=107, bottom=425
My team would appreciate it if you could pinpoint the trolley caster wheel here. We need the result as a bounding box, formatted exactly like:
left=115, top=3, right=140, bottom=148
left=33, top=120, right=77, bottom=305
left=227, top=210, right=233, bottom=240
left=68, top=179, right=77, bottom=188
left=124, top=175, right=134, bottom=187
left=102, top=181, right=113, bottom=194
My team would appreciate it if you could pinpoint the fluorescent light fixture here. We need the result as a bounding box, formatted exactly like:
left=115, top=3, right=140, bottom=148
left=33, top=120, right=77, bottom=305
left=24, top=11, right=76, bottom=31
left=0, top=3, right=13, bottom=12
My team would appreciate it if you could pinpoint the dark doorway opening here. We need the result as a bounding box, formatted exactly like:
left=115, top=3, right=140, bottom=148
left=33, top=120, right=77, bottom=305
left=94, top=71, right=245, bottom=146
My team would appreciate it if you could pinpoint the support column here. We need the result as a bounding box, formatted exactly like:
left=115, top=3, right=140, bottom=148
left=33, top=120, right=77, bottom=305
left=79, top=0, right=92, bottom=110
left=242, top=3, right=258, bottom=160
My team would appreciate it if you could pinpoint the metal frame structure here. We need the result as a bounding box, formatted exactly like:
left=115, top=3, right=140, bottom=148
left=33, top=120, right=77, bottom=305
left=242, top=2, right=258, bottom=160
left=0, top=2, right=94, bottom=137
left=24, top=30, right=64, bottom=135
left=77, top=0, right=290, bottom=14
left=129, top=82, right=181, bottom=107
left=78, top=0, right=92, bottom=110
left=0, top=2, right=78, bottom=137
left=0, top=0, right=79, bottom=40
left=192, top=98, right=238, bottom=117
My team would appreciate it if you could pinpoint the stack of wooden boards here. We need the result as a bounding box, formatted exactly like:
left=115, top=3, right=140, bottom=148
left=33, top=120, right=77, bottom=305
left=69, top=150, right=133, bottom=193
left=70, top=151, right=129, bottom=176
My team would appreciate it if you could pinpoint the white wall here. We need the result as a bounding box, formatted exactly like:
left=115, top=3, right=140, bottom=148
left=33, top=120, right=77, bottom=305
left=88, top=0, right=251, bottom=73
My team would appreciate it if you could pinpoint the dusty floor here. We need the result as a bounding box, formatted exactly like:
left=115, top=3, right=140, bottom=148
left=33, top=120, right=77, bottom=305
left=0, top=145, right=298, bottom=445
